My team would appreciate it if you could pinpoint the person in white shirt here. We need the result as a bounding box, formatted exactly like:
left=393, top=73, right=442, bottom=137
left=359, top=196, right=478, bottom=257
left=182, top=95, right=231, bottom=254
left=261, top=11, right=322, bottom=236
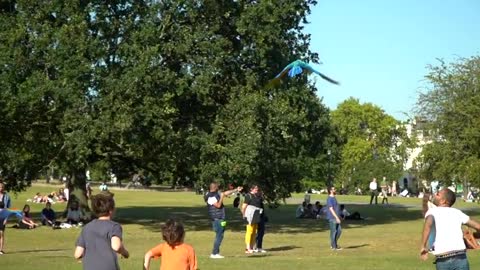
left=369, top=178, right=378, bottom=205
left=420, top=188, right=480, bottom=269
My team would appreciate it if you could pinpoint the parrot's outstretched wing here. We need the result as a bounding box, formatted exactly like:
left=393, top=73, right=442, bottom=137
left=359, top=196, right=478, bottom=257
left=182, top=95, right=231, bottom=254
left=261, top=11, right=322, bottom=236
left=301, top=62, right=340, bottom=85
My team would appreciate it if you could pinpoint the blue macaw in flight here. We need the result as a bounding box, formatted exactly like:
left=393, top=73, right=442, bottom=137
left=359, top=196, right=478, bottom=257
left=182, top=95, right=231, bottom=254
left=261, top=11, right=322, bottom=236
left=269, top=60, right=340, bottom=86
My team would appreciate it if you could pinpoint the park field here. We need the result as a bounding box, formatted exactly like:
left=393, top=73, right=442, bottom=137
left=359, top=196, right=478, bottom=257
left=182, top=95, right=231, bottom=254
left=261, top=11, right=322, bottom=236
left=1, top=185, right=480, bottom=270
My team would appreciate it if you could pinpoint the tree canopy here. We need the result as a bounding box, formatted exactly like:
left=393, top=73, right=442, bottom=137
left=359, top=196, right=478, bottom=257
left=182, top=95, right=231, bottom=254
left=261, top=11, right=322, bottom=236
left=331, top=98, right=411, bottom=190
left=415, top=56, right=480, bottom=188
left=0, top=0, right=339, bottom=203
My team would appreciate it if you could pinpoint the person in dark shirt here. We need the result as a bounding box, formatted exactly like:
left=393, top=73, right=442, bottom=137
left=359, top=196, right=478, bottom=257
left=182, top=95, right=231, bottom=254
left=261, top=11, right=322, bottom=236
left=241, top=184, right=263, bottom=253
left=41, top=202, right=56, bottom=226
left=205, top=182, right=242, bottom=259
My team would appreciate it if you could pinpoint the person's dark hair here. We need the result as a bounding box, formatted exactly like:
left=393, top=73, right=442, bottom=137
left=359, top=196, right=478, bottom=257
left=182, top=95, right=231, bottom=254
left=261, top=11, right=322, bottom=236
left=46, top=202, right=51, bottom=207
left=23, top=204, right=30, bottom=213
left=327, top=186, right=335, bottom=194
left=91, top=193, right=115, bottom=217
left=162, top=219, right=185, bottom=247
left=340, top=204, right=345, bottom=210
left=0, top=201, right=4, bottom=209
left=443, top=189, right=456, bottom=206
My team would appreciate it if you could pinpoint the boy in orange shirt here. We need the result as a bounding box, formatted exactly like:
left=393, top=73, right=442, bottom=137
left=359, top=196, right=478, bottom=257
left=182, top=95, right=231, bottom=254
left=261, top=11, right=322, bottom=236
left=143, top=219, right=197, bottom=270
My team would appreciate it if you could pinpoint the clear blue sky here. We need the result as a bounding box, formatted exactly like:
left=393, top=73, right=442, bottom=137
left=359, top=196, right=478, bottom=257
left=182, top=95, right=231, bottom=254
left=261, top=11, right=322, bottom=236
left=304, top=0, right=480, bottom=121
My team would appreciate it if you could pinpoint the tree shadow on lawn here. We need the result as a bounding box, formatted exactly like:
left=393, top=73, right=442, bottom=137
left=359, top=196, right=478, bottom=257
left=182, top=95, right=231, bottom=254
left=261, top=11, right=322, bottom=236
left=113, top=202, right=460, bottom=234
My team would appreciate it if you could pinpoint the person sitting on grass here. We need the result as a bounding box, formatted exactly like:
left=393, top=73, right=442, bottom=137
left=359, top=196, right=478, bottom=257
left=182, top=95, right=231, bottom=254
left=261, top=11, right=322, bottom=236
left=41, top=202, right=56, bottom=226
left=296, top=201, right=307, bottom=218
left=66, top=201, right=85, bottom=225
left=18, top=204, right=38, bottom=229
left=339, top=204, right=364, bottom=220
left=143, top=219, right=197, bottom=270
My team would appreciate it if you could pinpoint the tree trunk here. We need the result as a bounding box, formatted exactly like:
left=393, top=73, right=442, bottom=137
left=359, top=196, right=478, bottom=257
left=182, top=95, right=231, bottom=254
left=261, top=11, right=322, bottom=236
left=66, top=168, right=90, bottom=213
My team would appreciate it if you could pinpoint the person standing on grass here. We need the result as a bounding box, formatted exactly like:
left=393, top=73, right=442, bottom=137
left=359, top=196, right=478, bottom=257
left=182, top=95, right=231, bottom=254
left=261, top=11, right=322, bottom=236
left=74, top=192, right=129, bottom=270
left=241, top=184, right=264, bottom=253
left=326, top=186, right=342, bottom=250
left=0, top=201, right=22, bottom=255
left=255, top=188, right=267, bottom=253
left=205, top=182, right=242, bottom=259
left=420, top=188, right=480, bottom=269
left=0, top=183, right=11, bottom=209
left=143, top=219, right=197, bottom=270
left=369, top=178, right=378, bottom=205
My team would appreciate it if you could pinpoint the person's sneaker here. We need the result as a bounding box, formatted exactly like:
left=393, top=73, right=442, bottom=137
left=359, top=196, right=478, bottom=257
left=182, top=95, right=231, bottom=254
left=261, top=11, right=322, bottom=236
left=256, top=248, right=267, bottom=253
left=334, top=247, right=343, bottom=251
left=245, top=249, right=254, bottom=254
left=0, top=251, right=5, bottom=255
left=210, top=254, right=224, bottom=259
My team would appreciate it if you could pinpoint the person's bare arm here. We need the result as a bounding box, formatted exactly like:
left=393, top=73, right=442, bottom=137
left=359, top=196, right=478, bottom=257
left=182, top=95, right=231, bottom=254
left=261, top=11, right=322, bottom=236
left=420, top=215, right=433, bottom=261
left=74, top=246, right=85, bottom=260
left=111, top=236, right=129, bottom=258
left=143, top=250, right=154, bottom=270
left=466, top=219, right=480, bottom=231
left=328, top=207, right=341, bottom=224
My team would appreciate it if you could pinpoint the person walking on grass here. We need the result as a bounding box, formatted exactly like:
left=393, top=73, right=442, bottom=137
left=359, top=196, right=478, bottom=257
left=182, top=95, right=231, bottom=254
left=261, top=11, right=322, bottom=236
left=326, top=186, right=342, bottom=250
left=143, top=219, right=197, bottom=270
left=75, top=192, right=129, bottom=270
left=420, top=188, right=480, bottom=270
left=369, top=178, right=378, bottom=205
left=205, top=182, right=242, bottom=259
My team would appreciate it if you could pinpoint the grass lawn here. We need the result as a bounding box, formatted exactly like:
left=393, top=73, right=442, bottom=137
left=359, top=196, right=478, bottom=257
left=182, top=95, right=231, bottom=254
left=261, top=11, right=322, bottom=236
left=1, top=184, right=480, bottom=270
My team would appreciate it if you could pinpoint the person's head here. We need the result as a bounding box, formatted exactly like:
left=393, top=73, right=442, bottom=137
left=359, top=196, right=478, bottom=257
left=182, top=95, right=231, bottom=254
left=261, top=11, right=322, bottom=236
left=0, top=201, right=5, bottom=209
left=91, top=193, right=115, bottom=217
left=45, top=202, right=52, bottom=209
left=315, top=201, right=320, bottom=207
left=70, top=201, right=79, bottom=210
left=433, top=188, right=456, bottom=207
left=209, top=182, right=219, bottom=192
left=250, top=184, right=259, bottom=195
left=23, top=204, right=30, bottom=213
left=307, top=203, right=313, bottom=209
left=372, top=178, right=377, bottom=182
left=161, top=219, right=185, bottom=247
left=302, top=201, right=307, bottom=207
left=36, top=192, right=41, bottom=196
left=0, top=182, right=5, bottom=193
left=340, top=204, right=345, bottom=210
left=328, top=186, right=336, bottom=195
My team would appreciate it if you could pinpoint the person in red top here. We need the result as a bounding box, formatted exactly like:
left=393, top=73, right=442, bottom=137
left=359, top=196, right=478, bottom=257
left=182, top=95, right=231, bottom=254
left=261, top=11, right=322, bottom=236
left=143, top=219, right=197, bottom=270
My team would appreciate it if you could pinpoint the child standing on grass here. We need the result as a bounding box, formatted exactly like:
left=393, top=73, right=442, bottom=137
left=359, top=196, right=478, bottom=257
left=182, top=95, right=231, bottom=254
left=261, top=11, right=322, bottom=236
left=74, top=193, right=129, bottom=270
left=143, top=219, right=197, bottom=270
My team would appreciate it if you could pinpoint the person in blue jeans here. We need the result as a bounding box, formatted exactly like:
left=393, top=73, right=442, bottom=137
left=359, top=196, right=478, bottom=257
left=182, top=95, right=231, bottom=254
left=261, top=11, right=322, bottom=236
left=205, top=182, right=242, bottom=259
left=326, top=186, right=342, bottom=250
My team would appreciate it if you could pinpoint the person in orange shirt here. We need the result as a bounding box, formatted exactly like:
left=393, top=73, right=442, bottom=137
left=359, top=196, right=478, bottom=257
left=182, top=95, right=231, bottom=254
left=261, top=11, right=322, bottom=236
left=143, top=219, right=197, bottom=270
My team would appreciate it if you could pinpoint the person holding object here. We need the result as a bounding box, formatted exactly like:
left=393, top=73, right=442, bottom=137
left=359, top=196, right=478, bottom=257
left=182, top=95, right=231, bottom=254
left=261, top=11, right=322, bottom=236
left=420, top=188, right=480, bottom=269
left=205, top=182, right=243, bottom=259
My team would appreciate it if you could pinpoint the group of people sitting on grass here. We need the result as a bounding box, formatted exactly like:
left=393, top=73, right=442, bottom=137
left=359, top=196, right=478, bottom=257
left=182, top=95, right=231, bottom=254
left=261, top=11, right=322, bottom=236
left=296, top=201, right=364, bottom=220
left=296, top=201, right=326, bottom=219
left=27, top=188, right=68, bottom=204
left=13, top=200, right=88, bottom=230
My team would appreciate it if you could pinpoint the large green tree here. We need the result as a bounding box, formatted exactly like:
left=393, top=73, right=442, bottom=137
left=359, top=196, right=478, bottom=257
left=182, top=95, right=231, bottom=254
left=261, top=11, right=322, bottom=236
left=0, top=0, right=333, bottom=203
left=415, top=56, right=480, bottom=190
left=331, top=98, right=411, bottom=190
